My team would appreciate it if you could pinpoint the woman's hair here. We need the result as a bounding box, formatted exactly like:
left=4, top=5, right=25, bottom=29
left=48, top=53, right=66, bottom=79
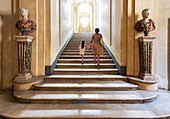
left=81, top=40, right=85, bottom=49
left=95, top=28, right=100, bottom=34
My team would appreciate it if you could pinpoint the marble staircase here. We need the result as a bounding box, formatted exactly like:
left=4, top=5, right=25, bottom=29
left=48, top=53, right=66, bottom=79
left=13, top=33, right=157, bottom=105
left=9, top=33, right=162, bottom=118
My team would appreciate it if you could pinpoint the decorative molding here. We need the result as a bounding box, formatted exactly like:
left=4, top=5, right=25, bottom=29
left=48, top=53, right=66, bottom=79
left=45, top=31, right=74, bottom=75
left=104, top=44, right=127, bottom=76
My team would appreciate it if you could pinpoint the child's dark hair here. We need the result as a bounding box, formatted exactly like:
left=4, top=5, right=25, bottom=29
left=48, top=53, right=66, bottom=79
left=81, top=40, right=85, bottom=49
left=95, top=28, right=100, bottom=34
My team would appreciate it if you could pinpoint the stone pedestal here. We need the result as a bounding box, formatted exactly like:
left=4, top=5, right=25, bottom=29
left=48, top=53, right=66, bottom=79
left=138, top=36, right=156, bottom=80
left=14, top=36, right=33, bottom=81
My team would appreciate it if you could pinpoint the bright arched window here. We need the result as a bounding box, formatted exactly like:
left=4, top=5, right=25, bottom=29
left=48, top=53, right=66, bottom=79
left=77, top=3, right=92, bottom=32
left=80, top=17, right=89, bottom=27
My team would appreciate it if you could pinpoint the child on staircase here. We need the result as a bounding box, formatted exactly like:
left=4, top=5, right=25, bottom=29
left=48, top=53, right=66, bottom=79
left=78, top=40, right=89, bottom=64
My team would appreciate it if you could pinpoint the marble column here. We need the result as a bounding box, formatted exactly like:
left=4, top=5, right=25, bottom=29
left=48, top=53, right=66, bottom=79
left=138, top=36, right=156, bottom=80
left=14, top=36, right=33, bottom=81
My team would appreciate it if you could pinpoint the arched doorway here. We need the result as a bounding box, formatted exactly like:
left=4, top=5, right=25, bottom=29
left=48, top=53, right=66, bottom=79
left=74, top=0, right=94, bottom=33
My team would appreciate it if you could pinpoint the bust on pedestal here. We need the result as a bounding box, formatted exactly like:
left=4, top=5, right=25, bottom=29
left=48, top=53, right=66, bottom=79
left=15, top=8, right=36, bottom=36
left=14, top=8, right=36, bottom=81
left=135, top=8, right=156, bottom=36
left=135, top=8, right=157, bottom=80
left=13, top=8, right=43, bottom=91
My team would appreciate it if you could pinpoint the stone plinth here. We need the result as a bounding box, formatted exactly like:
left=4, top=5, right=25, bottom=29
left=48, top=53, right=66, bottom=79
left=14, top=36, right=33, bottom=81
left=128, top=77, right=158, bottom=91
left=12, top=76, right=44, bottom=91
left=138, top=36, right=156, bottom=80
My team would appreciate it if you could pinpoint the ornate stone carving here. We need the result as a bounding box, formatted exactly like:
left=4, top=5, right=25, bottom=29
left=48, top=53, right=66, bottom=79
left=15, top=8, right=36, bottom=36
left=135, top=8, right=156, bottom=36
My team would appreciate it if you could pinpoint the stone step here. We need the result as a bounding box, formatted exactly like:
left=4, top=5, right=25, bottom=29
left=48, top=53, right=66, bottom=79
left=70, top=38, right=92, bottom=40
left=66, top=45, right=91, bottom=47
left=60, top=55, right=111, bottom=59
left=63, top=50, right=107, bottom=52
left=68, top=41, right=92, bottom=43
left=2, top=91, right=168, bottom=119
left=57, top=59, right=113, bottom=63
left=67, top=43, right=92, bottom=46
left=66, top=45, right=98, bottom=47
left=68, top=39, right=91, bottom=41
left=1, top=103, right=162, bottom=119
left=33, top=81, right=138, bottom=91
left=69, top=43, right=92, bottom=45
left=65, top=47, right=105, bottom=50
left=68, top=40, right=91, bottom=42
left=53, top=68, right=119, bottom=75
left=45, top=75, right=127, bottom=82
left=68, top=40, right=91, bottom=41
left=13, top=90, right=157, bottom=104
left=62, top=52, right=109, bottom=55
left=66, top=45, right=106, bottom=48
left=56, top=63, right=116, bottom=68
left=67, top=42, right=91, bottom=44
left=65, top=46, right=106, bottom=50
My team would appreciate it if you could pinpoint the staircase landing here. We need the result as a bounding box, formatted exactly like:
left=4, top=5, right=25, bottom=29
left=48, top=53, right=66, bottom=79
left=1, top=90, right=170, bottom=119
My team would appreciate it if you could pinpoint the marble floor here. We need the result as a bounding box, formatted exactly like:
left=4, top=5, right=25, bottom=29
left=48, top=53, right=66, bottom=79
left=0, top=89, right=170, bottom=119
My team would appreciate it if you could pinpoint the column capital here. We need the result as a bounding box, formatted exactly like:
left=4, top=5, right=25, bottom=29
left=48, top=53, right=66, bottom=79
left=138, top=36, right=156, bottom=42
left=15, top=36, right=34, bottom=42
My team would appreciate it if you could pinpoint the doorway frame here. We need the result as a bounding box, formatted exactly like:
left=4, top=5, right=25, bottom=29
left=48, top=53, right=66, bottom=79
left=74, top=0, right=94, bottom=33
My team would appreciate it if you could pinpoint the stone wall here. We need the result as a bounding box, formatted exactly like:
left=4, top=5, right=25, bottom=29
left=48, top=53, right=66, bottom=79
left=19, top=0, right=74, bottom=74
left=60, top=0, right=74, bottom=47
left=0, top=0, right=19, bottom=90
left=96, top=0, right=124, bottom=74
left=111, top=0, right=122, bottom=66
left=126, top=0, right=158, bottom=77
left=19, top=0, right=46, bottom=76
left=51, top=0, right=60, bottom=64
left=157, top=0, right=170, bottom=89
left=0, top=0, right=169, bottom=90
left=0, top=0, right=12, bottom=15
left=0, top=0, right=74, bottom=90
left=168, top=18, right=170, bottom=90
left=97, top=0, right=111, bottom=45
left=0, top=16, right=2, bottom=90
left=123, top=0, right=170, bottom=89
